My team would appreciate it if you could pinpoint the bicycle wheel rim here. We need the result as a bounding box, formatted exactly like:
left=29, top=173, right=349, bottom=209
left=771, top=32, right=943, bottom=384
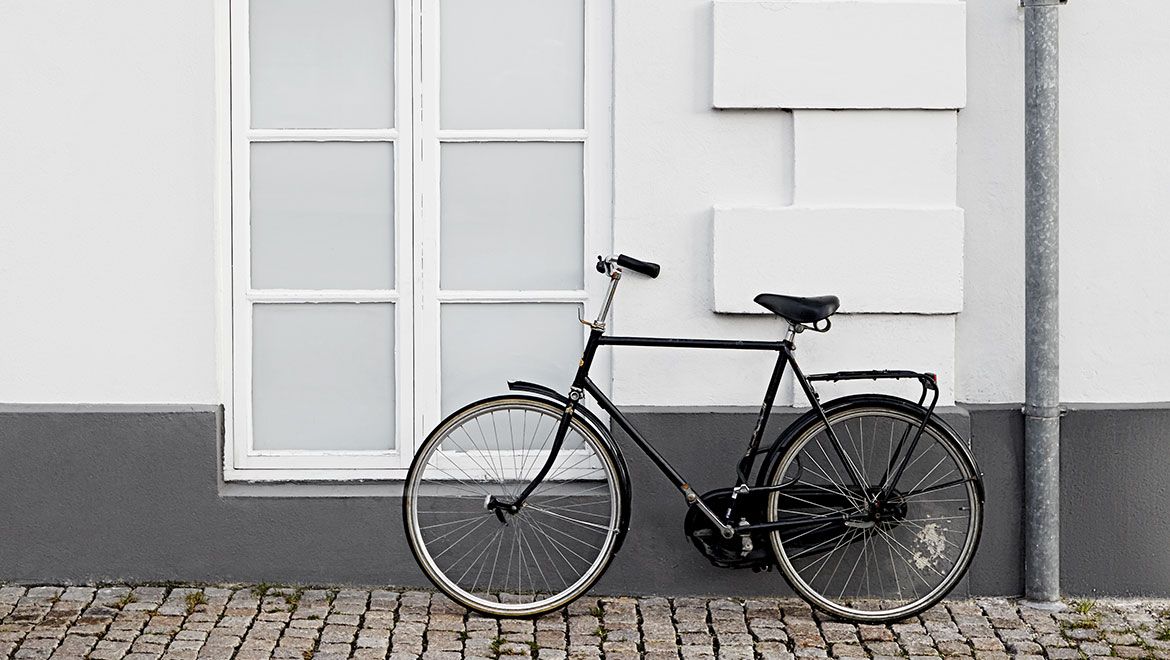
left=768, top=405, right=982, bottom=622
left=405, top=398, right=621, bottom=616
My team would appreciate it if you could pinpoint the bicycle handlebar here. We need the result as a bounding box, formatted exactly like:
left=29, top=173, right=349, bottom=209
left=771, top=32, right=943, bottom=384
left=615, top=254, right=661, bottom=278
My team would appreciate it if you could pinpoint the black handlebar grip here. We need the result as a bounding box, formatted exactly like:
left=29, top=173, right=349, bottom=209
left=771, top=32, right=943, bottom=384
left=616, top=254, right=661, bottom=278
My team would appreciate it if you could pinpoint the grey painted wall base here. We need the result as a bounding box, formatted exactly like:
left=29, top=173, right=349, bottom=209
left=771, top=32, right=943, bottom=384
left=0, top=403, right=1167, bottom=596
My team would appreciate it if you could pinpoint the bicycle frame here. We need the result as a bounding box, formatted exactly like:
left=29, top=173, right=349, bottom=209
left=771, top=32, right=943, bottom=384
left=502, top=270, right=942, bottom=542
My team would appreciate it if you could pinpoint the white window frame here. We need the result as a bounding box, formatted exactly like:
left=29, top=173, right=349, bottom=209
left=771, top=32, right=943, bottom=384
left=218, top=0, right=613, bottom=481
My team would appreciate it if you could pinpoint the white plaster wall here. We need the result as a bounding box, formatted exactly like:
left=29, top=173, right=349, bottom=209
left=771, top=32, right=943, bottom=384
left=794, top=111, right=958, bottom=207
left=954, top=0, right=1025, bottom=405
left=611, top=0, right=793, bottom=407
left=3, top=0, right=1164, bottom=409
left=958, top=0, right=1170, bottom=404
left=0, top=2, right=219, bottom=404
left=612, top=0, right=962, bottom=407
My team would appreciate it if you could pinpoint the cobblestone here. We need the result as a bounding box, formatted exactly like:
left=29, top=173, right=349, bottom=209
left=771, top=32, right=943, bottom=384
left=0, top=587, right=1166, bottom=659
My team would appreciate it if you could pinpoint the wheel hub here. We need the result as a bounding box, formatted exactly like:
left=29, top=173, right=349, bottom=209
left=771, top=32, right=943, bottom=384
left=869, top=489, right=908, bottom=528
left=485, top=494, right=521, bottom=523
left=846, top=489, right=908, bottom=530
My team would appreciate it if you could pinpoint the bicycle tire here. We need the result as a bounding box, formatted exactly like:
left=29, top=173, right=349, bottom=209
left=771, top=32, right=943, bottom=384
left=403, top=395, right=625, bottom=617
left=763, top=396, right=983, bottom=623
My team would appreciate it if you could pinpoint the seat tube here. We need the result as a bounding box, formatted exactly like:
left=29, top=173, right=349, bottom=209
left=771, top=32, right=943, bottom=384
left=741, top=345, right=791, bottom=478
left=726, top=345, right=790, bottom=521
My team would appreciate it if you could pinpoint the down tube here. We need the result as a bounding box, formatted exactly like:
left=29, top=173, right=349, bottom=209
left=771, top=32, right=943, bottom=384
left=581, top=378, right=689, bottom=491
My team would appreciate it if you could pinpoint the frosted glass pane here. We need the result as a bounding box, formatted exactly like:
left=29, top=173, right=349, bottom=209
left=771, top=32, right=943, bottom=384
left=252, top=303, right=395, bottom=450
left=440, top=143, right=583, bottom=290
left=441, top=0, right=583, bottom=129
left=441, top=304, right=581, bottom=415
left=251, top=142, right=394, bottom=290
left=250, top=0, right=394, bottom=128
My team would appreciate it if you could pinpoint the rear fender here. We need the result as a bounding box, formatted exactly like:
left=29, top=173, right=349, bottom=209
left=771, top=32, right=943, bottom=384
left=754, top=394, right=983, bottom=502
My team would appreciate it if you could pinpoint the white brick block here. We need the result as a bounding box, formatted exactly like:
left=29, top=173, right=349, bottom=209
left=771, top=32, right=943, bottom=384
left=712, top=206, right=964, bottom=314
left=713, top=0, right=966, bottom=109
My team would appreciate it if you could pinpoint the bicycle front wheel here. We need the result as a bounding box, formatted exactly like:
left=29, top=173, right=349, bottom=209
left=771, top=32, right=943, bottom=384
left=765, top=398, right=983, bottom=623
left=403, top=395, right=624, bottom=617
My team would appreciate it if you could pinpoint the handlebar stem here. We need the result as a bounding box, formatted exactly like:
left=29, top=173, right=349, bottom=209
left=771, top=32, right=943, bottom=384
left=590, top=269, right=622, bottom=329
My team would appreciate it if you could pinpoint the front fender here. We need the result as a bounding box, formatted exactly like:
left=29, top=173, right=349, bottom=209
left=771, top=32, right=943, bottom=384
left=507, top=381, right=634, bottom=552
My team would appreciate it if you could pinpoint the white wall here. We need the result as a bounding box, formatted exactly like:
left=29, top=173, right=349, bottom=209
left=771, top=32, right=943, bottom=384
left=2, top=0, right=1166, bottom=409
left=612, top=0, right=964, bottom=407
left=609, top=0, right=792, bottom=407
left=958, top=0, right=1170, bottom=404
left=0, top=2, right=219, bottom=404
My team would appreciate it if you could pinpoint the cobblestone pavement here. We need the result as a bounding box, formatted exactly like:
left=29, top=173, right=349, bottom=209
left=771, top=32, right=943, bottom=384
left=1, top=586, right=1168, bottom=660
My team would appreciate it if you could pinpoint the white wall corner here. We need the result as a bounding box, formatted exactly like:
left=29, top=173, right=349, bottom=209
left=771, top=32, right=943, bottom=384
left=712, top=0, right=967, bottom=110
left=712, top=206, right=964, bottom=315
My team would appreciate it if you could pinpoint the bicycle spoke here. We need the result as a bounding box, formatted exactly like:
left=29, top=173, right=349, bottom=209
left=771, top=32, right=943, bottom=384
left=461, top=524, right=505, bottom=589
left=767, top=404, right=982, bottom=622
left=525, top=514, right=597, bottom=565
left=430, top=516, right=492, bottom=561
left=535, top=503, right=611, bottom=520
left=457, top=425, right=508, bottom=487
left=902, top=476, right=972, bottom=499
left=900, top=518, right=969, bottom=545
left=421, top=514, right=487, bottom=536
left=839, top=530, right=870, bottom=600
left=536, top=484, right=609, bottom=507
left=526, top=505, right=613, bottom=532
left=422, top=446, right=496, bottom=494
left=877, top=526, right=947, bottom=579
left=786, top=525, right=856, bottom=562
left=843, top=420, right=867, bottom=485
left=782, top=479, right=865, bottom=509
left=517, top=518, right=555, bottom=594
left=407, top=399, right=620, bottom=616
left=799, top=441, right=867, bottom=507
left=782, top=520, right=836, bottom=545
left=520, top=515, right=577, bottom=586
left=807, top=528, right=862, bottom=584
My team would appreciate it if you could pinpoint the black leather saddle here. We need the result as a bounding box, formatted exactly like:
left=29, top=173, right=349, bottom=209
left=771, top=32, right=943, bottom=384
left=754, top=293, right=840, bottom=324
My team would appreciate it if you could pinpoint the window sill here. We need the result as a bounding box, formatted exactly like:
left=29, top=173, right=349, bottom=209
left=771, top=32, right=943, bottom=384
left=218, top=478, right=406, bottom=498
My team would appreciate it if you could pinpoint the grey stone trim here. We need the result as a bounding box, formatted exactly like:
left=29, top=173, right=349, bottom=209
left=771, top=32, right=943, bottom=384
left=0, top=402, right=1168, bottom=596
left=0, top=404, right=220, bottom=414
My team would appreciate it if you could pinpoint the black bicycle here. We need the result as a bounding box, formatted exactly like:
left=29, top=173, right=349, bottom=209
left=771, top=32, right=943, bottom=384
left=403, top=255, right=984, bottom=623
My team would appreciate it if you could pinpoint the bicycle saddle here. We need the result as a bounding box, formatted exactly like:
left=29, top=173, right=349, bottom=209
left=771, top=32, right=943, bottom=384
left=753, top=293, right=840, bottom=324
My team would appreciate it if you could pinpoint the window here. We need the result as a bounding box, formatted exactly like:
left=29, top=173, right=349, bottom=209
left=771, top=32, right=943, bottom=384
left=225, top=0, right=611, bottom=479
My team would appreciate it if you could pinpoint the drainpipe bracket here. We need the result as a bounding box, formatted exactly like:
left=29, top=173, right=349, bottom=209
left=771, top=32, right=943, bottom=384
left=1021, top=404, right=1068, bottom=420
left=1021, top=0, right=1066, bottom=6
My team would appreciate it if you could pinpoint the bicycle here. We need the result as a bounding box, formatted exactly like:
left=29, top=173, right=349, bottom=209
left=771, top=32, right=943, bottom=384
left=403, top=254, right=984, bottom=623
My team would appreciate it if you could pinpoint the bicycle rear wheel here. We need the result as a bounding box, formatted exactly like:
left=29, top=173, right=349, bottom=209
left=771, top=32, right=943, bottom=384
left=403, top=395, right=623, bottom=617
left=764, top=397, right=983, bottom=623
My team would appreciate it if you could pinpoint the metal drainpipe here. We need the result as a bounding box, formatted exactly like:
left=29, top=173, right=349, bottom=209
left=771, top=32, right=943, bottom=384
left=1022, top=0, right=1065, bottom=606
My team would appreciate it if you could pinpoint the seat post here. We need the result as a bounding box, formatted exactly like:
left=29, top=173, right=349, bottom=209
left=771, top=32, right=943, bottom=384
left=784, top=321, right=799, bottom=345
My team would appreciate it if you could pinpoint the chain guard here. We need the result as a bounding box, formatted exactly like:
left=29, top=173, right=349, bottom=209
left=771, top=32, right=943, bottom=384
left=683, top=489, right=774, bottom=570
